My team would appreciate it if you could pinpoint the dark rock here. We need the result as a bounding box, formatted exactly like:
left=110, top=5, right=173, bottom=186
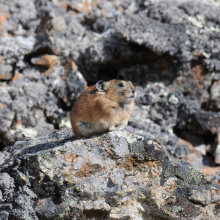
left=129, top=139, right=165, bottom=161
left=92, top=17, right=112, bottom=33
left=175, top=95, right=201, bottom=130
left=35, top=197, right=63, bottom=219
left=0, top=204, right=12, bottom=212
left=12, top=194, right=38, bottom=220
left=173, top=144, right=189, bottom=158
left=29, top=33, right=57, bottom=56
left=188, top=111, right=220, bottom=135
left=0, top=211, right=9, bottom=220
left=115, top=12, right=189, bottom=58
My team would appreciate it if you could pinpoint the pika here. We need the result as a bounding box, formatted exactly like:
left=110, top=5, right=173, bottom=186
left=70, top=79, right=136, bottom=138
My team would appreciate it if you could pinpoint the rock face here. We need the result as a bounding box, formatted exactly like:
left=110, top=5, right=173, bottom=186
left=1, top=128, right=220, bottom=220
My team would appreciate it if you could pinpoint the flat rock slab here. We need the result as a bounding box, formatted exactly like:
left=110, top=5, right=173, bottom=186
left=0, top=128, right=219, bottom=219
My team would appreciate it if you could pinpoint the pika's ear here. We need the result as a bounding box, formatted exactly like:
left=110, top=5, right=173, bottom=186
left=96, top=80, right=106, bottom=92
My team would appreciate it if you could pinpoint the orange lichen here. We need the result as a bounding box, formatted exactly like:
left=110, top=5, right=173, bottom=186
left=12, top=73, right=23, bottom=81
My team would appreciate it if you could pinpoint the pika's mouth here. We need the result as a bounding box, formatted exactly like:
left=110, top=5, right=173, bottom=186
left=129, top=92, right=136, bottom=99
left=128, top=95, right=135, bottom=100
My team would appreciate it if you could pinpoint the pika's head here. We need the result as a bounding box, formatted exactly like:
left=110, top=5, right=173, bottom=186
left=96, top=79, right=136, bottom=104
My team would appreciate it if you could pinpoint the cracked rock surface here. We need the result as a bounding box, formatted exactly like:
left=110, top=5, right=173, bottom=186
left=1, top=128, right=220, bottom=219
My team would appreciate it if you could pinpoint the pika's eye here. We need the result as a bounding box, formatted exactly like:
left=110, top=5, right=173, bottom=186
left=118, top=82, right=124, bottom=87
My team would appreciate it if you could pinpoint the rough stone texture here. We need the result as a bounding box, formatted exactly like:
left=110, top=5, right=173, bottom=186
left=213, top=133, right=220, bottom=164
left=188, top=111, right=220, bottom=135
left=0, top=0, right=220, bottom=195
left=0, top=0, right=39, bottom=36
left=0, top=65, right=86, bottom=148
left=1, top=129, right=220, bottom=219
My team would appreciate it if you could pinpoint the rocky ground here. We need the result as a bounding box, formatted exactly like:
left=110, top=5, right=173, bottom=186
left=1, top=0, right=220, bottom=217
left=1, top=129, right=220, bottom=219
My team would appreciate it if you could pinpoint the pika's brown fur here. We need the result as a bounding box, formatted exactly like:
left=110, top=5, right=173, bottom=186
left=70, top=79, right=136, bottom=138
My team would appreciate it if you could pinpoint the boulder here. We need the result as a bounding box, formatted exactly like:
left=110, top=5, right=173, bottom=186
left=0, top=129, right=219, bottom=219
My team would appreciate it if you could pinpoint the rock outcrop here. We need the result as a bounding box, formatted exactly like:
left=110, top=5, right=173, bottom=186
left=1, top=128, right=220, bottom=219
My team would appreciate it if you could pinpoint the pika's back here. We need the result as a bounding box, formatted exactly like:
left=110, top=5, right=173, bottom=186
left=70, top=79, right=136, bottom=138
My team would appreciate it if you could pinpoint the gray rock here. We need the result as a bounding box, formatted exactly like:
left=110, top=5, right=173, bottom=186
left=0, top=211, right=9, bottom=220
left=188, top=184, right=220, bottom=205
left=0, top=204, right=12, bottom=212
left=0, top=59, right=86, bottom=148
left=0, top=64, right=13, bottom=80
left=211, top=80, right=220, bottom=109
left=0, top=0, right=39, bottom=36
left=0, top=173, right=15, bottom=203
left=0, top=173, right=14, bottom=190
left=35, top=197, right=63, bottom=219
left=0, top=87, right=14, bottom=144
left=188, top=111, right=220, bottom=135
left=0, top=36, right=35, bottom=66
left=0, top=129, right=218, bottom=219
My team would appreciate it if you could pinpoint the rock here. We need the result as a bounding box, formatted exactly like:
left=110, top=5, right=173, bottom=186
left=188, top=185, right=220, bottom=206
left=37, top=2, right=67, bottom=34
left=0, top=36, right=35, bottom=64
left=0, top=204, right=12, bottom=212
left=200, top=167, right=220, bottom=176
left=0, top=173, right=15, bottom=203
left=0, top=59, right=86, bottom=148
left=188, top=111, right=220, bottom=135
left=0, top=0, right=39, bottom=36
left=68, top=0, right=100, bottom=13
left=0, top=129, right=219, bottom=219
left=0, top=86, right=14, bottom=141
left=35, top=197, right=63, bottom=219
left=0, top=173, right=14, bottom=190
left=210, top=80, right=220, bottom=110
left=214, top=133, right=220, bottom=164
left=0, top=211, right=9, bottom=220
left=0, top=64, right=13, bottom=80
left=31, top=54, right=58, bottom=68
left=29, top=33, right=57, bottom=56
